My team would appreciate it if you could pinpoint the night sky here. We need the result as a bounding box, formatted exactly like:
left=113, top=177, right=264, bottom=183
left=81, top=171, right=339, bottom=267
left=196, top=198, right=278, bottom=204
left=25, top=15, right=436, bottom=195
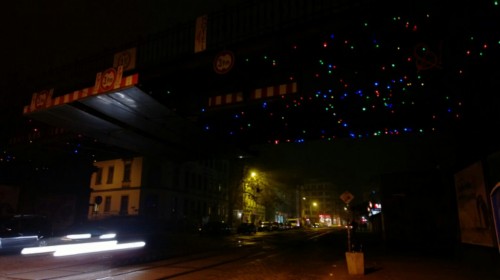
left=1, top=0, right=500, bottom=199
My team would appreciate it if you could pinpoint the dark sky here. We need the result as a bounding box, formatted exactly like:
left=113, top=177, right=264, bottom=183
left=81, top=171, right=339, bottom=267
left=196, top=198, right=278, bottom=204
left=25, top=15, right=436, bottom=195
left=0, top=1, right=491, bottom=200
left=250, top=133, right=457, bottom=200
left=1, top=0, right=243, bottom=80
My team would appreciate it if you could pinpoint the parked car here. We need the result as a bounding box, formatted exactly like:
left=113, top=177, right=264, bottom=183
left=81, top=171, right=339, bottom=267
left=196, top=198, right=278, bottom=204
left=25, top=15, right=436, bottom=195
left=257, top=221, right=273, bottom=232
left=272, top=222, right=283, bottom=231
left=0, top=214, right=52, bottom=253
left=286, top=218, right=301, bottom=229
left=198, top=221, right=232, bottom=236
left=237, top=223, right=257, bottom=234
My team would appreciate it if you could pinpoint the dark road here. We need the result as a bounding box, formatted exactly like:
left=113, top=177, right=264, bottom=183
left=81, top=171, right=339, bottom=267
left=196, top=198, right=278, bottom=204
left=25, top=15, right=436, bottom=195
left=1, top=228, right=498, bottom=279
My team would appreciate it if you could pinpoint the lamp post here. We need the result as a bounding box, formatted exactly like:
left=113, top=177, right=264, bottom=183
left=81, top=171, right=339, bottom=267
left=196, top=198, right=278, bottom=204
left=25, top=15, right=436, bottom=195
left=242, top=169, right=265, bottom=224
left=312, top=201, right=319, bottom=225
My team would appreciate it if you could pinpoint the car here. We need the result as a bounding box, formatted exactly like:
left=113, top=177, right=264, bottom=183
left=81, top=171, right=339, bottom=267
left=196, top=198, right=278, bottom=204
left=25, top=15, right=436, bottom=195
left=0, top=214, right=53, bottom=253
left=257, top=221, right=273, bottom=232
left=237, top=223, right=257, bottom=234
left=57, top=216, right=168, bottom=247
left=286, top=218, right=301, bottom=229
left=198, top=221, right=232, bottom=236
left=272, top=222, right=283, bottom=231
left=58, top=219, right=119, bottom=245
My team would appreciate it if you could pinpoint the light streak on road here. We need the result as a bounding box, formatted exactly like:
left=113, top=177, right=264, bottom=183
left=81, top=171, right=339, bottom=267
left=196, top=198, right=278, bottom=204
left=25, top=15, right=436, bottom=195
left=20, top=240, right=145, bottom=256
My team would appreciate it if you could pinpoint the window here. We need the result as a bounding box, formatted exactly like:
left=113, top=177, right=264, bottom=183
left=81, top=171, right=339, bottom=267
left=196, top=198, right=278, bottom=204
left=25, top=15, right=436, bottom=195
left=104, top=196, right=111, bottom=212
left=123, top=159, right=132, bottom=183
left=106, top=166, right=114, bottom=184
left=95, top=167, right=103, bottom=185
left=120, top=195, right=129, bottom=215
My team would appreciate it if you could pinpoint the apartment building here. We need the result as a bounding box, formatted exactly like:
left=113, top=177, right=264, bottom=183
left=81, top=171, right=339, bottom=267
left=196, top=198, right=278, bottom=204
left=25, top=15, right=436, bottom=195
left=88, top=156, right=233, bottom=230
left=299, top=180, right=342, bottom=227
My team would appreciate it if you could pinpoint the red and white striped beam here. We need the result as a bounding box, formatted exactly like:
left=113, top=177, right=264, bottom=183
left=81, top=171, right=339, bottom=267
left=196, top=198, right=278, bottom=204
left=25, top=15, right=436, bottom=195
left=207, top=82, right=298, bottom=108
left=23, top=73, right=139, bottom=114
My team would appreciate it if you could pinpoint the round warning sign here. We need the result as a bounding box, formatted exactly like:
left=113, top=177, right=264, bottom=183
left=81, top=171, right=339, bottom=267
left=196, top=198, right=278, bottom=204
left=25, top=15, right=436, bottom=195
left=100, top=68, right=117, bottom=91
left=213, top=50, right=234, bottom=74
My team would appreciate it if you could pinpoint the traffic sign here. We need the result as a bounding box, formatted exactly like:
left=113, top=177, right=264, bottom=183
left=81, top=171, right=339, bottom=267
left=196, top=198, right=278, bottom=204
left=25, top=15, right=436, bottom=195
left=340, top=191, right=354, bottom=204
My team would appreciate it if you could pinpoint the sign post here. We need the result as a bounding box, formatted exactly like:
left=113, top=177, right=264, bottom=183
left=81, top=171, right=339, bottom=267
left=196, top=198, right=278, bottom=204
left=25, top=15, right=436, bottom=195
left=340, top=191, right=364, bottom=275
left=491, top=183, right=500, bottom=254
left=340, top=191, right=355, bottom=251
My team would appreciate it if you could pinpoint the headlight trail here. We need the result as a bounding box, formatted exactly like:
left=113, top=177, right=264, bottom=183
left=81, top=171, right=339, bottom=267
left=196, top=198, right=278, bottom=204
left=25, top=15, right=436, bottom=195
left=21, top=240, right=145, bottom=256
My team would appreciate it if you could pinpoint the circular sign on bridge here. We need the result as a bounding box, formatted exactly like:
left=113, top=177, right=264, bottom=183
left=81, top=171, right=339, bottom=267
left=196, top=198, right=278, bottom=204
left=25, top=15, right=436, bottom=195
left=213, top=50, right=234, bottom=74
left=100, top=68, right=117, bottom=91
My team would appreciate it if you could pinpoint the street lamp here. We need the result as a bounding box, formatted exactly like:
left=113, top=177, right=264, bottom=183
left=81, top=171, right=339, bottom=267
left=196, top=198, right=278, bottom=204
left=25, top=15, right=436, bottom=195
left=312, top=202, right=318, bottom=224
left=242, top=169, right=265, bottom=224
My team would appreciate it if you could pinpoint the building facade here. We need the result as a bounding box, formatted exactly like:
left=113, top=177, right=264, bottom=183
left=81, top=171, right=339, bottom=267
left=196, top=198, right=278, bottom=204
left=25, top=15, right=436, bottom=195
left=299, top=180, right=342, bottom=227
left=88, top=156, right=234, bottom=231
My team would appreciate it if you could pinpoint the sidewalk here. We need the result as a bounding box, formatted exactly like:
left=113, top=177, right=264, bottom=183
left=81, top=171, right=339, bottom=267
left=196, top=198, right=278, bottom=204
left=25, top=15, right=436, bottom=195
left=324, top=232, right=500, bottom=280
left=123, top=229, right=500, bottom=279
